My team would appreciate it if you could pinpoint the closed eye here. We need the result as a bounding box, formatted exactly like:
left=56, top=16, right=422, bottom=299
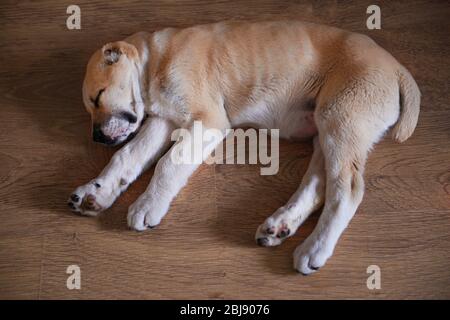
left=90, top=88, right=105, bottom=108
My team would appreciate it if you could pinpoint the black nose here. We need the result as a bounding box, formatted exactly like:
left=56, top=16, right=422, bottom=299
left=93, top=124, right=114, bottom=145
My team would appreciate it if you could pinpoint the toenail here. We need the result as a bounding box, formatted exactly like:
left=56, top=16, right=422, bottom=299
left=257, top=238, right=269, bottom=246
left=94, top=182, right=101, bottom=188
left=309, top=265, right=320, bottom=270
left=70, top=194, right=79, bottom=202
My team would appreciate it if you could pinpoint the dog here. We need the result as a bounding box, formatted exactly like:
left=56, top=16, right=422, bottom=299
left=67, top=20, right=420, bottom=275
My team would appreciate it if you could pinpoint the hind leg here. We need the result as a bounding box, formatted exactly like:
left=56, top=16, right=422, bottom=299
left=255, top=136, right=325, bottom=246
left=293, top=81, right=398, bottom=274
left=293, top=130, right=367, bottom=275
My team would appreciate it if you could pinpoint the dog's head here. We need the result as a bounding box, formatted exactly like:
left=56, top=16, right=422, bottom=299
left=82, top=41, right=145, bottom=146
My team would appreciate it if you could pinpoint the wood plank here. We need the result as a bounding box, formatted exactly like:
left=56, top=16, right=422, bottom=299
left=0, top=0, right=449, bottom=299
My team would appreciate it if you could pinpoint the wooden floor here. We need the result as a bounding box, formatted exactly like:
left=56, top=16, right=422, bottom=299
left=1, top=0, right=449, bottom=299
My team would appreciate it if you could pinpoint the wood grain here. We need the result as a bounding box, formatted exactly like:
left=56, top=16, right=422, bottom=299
left=0, top=0, right=449, bottom=299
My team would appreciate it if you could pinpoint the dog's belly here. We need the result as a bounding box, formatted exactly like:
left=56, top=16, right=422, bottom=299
left=280, top=108, right=317, bottom=141
left=230, top=101, right=317, bottom=140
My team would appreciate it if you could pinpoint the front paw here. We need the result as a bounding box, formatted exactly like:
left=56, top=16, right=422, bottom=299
left=127, top=196, right=169, bottom=231
left=293, top=234, right=334, bottom=275
left=67, top=181, right=115, bottom=217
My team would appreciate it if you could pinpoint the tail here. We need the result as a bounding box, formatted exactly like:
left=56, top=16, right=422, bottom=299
left=391, top=65, right=421, bottom=143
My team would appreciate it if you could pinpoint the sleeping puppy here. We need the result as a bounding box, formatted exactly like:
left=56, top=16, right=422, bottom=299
left=67, top=20, right=420, bottom=275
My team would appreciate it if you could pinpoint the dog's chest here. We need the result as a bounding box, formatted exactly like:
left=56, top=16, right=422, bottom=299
left=148, top=97, right=190, bottom=126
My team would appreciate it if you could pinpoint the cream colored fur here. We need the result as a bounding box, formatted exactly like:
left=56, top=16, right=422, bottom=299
left=68, top=20, right=420, bottom=274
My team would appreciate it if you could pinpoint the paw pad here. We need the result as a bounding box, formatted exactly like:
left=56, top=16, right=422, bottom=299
left=277, top=227, right=290, bottom=238
left=256, top=217, right=294, bottom=248
left=80, top=194, right=102, bottom=211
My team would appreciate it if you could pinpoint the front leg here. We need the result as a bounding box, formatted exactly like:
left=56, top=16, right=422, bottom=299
left=127, top=121, right=226, bottom=231
left=68, top=117, right=175, bottom=216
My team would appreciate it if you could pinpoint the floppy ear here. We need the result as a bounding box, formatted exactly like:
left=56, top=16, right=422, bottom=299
left=102, top=41, right=139, bottom=65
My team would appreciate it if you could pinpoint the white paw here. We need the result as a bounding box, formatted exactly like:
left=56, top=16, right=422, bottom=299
left=127, top=196, right=169, bottom=231
left=293, top=234, right=333, bottom=275
left=255, top=206, right=298, bottom=247
left=67, top=181, right=116, bottom=217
